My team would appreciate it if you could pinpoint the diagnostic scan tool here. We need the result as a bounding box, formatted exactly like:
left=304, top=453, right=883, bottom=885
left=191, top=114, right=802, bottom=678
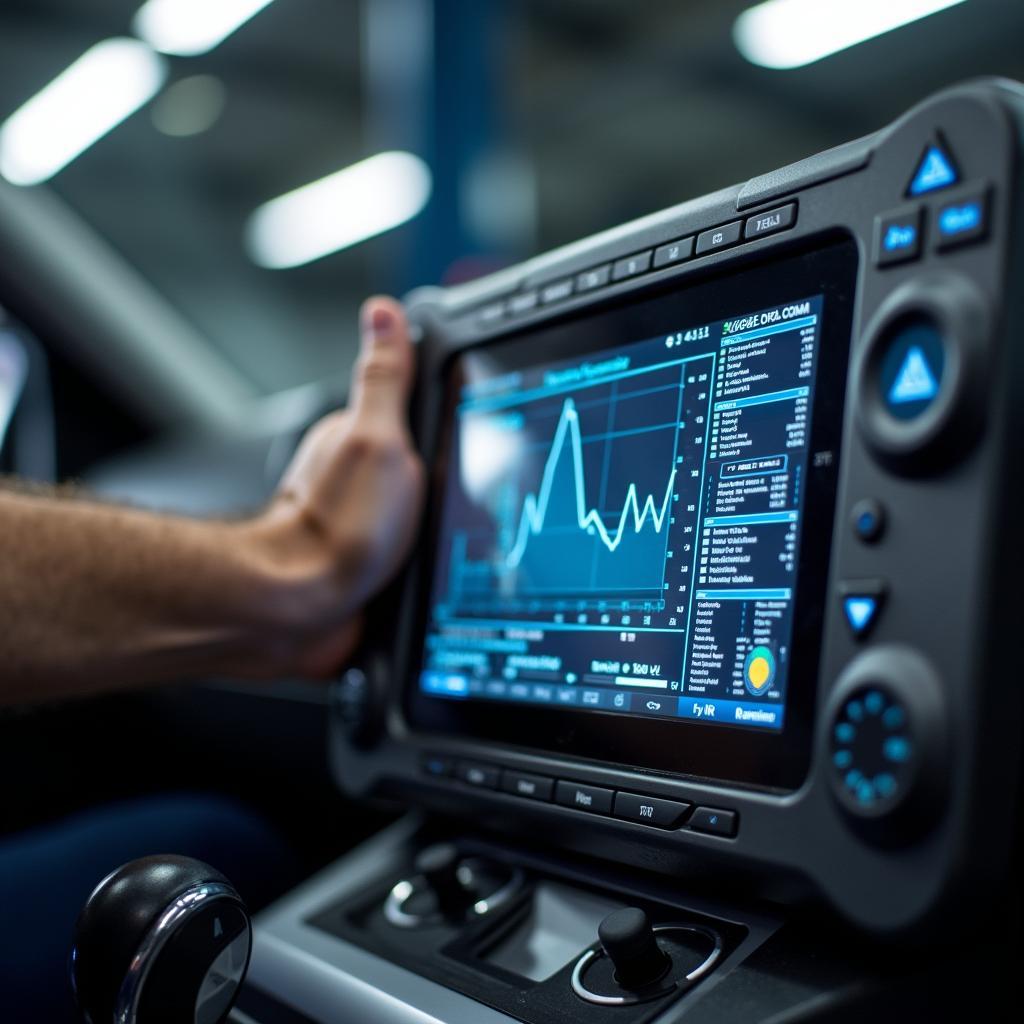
left=244, top=78, right=1024, bottom=1024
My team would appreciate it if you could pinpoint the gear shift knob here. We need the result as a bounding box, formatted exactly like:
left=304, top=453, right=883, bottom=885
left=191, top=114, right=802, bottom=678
left=70, top=855, right=252, bottom=1024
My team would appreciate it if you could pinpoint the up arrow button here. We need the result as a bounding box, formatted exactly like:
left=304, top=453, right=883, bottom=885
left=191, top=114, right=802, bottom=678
left=908, top=143, right=958, bottom=196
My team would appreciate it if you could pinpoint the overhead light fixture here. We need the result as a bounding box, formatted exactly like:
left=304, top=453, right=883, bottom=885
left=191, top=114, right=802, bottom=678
left=734, top=0, right=968, bottom=70
left=133, top=0, right=275, bottom=57
left=246, top=151, right=433, bottom=269
left=0, top=38, right=167, bottom=186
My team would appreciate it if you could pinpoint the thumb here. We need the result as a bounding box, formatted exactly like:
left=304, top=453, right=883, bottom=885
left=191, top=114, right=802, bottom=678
left=350, top=295, right=415, bottom=426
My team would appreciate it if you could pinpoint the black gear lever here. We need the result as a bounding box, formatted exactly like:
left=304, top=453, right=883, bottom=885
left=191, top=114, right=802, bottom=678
left=70, top=855, right=252, bottom=1024
left=598, top=907, right=671, bottom=989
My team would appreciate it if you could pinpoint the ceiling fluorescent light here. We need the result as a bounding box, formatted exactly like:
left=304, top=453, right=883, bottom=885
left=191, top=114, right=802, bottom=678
left=0, top=38, right=167, bottom=186
left=734, top=0, right=968, bottom=70
left=246, top=151, right=433, bottom=269
left=134, top=0, right=275, bottom=57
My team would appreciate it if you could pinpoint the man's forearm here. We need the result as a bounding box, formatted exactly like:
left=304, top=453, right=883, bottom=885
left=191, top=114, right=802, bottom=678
left=0, top=490, right=336, bottom=702
left=0, top=296, right=423, bottom=703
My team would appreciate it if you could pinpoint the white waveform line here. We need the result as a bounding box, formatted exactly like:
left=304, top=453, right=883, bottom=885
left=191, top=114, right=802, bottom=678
left=505, top=397, right=677, bottom=569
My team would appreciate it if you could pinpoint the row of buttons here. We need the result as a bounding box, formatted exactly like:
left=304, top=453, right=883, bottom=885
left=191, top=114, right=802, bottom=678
left=876, top=185, right=989, bottom=267
left=420, top=755, right=738, bottom=837
left=477, top=202, right=797, bottom=327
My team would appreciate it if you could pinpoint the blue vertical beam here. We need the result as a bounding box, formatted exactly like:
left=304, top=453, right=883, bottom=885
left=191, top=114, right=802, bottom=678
left=362, top=0, right=503, bottom=293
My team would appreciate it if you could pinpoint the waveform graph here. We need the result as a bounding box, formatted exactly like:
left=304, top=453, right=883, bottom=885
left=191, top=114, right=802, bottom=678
left=439, top=355, right=709, bottom=618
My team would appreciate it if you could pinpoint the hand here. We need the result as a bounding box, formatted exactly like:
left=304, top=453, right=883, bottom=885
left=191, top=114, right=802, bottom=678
left=250, top=296, right=425, bottom=677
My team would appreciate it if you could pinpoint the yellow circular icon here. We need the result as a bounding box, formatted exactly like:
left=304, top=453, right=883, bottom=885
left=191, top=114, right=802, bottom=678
left=743, top=645, right=776, bottom=695
left=748, top=657, right=771, bottom=690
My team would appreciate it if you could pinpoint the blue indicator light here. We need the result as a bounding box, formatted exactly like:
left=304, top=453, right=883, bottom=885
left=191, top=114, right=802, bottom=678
left=857, top=511, right=876, bottom=534
left=884, top=736, right=912, bottom=763
left=844, top=596, right=878, bottom=635
left=845, top=769, right=863, bottom=789
left=833, top=749, right=853, bottom=770
left=888, top=345, right=940, bottom=406
left=939, top=202, right=982, bottom=237
left=882, top=705, right=906, bottom=730
left=883, top=223, right=917, bottom=251
left=856, top=780, right=876, bottom=804
left=834, top=722, right=856, bottom=744
left=874, top=773, right=898, bottom=798
left=846, top=700, right=864, bottom=722
left=864, top=690, right=885, bottom=715
left=909, top=145, right=958, bottom=196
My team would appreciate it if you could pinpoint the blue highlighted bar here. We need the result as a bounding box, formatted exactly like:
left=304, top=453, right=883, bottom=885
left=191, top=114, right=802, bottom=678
left=704, top=510, right=797, bottom=527
left=715, top=386, right=809, bottom=412
left=721, top=315, right=817, bottom=346
left=694, top=588, right=792, bottom=601
left=677, top=696, right=784, bottom=729
left=421, top=671, right=470, bottom=697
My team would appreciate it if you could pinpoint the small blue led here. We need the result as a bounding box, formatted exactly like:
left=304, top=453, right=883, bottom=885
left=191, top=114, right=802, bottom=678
left=833, top=749, right=853, bottom=770
left=845, top=699, right=864, bottom=722
left=835, top=722, right=856, bottom=744
left=856, top=780, right=876, bottom=804
left=874, top=773, right=898, bottom=799
left=864, top=691, right=885, bottom=716
left=884, top=736, right=912, bottom=764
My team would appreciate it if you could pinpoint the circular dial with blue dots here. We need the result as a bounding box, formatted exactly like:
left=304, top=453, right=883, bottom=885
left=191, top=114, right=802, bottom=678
left=830, top=685, right=914, bottom=814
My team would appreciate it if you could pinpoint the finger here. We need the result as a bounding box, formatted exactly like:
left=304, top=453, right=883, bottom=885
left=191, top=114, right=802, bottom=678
left=350, top=295, right=415, bottom=424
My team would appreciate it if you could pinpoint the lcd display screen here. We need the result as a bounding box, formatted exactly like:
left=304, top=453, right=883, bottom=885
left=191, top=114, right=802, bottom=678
left=406, top=240, right=856, bottom=785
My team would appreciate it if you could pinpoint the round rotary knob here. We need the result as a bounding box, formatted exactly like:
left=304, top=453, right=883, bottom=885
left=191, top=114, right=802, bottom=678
left=71, top=855, right=251, bottom=1024
left=598, top=908, right=671, bottom=990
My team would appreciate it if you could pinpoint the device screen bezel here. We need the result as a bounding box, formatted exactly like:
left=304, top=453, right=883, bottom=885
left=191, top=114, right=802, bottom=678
left=401, top=236, right=857, bottom=791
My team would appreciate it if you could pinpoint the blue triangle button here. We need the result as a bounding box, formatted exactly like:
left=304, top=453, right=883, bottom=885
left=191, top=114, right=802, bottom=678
left=844, top=597, right=877, bottom=635
left=908, top=144, right=958, bottom=196
left=888, top=345, right=940, bottom=406
left=842, top=584, right=886, bottom=639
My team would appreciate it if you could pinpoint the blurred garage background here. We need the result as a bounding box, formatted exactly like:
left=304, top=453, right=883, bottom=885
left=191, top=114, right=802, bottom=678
left=0, top=0, right=1022, bottom=883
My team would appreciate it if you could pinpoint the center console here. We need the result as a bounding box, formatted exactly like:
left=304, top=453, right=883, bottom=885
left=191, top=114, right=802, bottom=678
left=240, top=78, right=1024, bottom=1023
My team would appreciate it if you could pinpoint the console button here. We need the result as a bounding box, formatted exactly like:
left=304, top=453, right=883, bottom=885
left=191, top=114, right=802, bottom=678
left=501, top=770, right=554, bottom=801
left=612, top=251, right=652, bottom=281
left=420, top=753, right=454, bottom=778
left=613, top=792, right=691, bottom=829
left=875, top=207, right=922, bottom=266
left=556, top=781, right=614, bottom=815
left=508, top=291, right=538, bottom=315
left=850, top=499, right=886, bottom=543
left=688, top=806, right=738, bottom=837
left=456, top=762, right=500, bottom=789
left=907, top=142, right=958, bottom=197
left=743, top=202, right=796, bottom=240
left=540, top=279, right=573, bottom=304
left=695, top=221, right=742, bottom=255
left=653, top=236, right=694, bottom=268
left=841, top=580, right=887, bottom=639
left=576, top=265, right=612, bottom=292
left=878, top=315, right=944, bottom=420
left=478, top=302, right=505, bottom=326
left=934, top=187, right=989, bottom=250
